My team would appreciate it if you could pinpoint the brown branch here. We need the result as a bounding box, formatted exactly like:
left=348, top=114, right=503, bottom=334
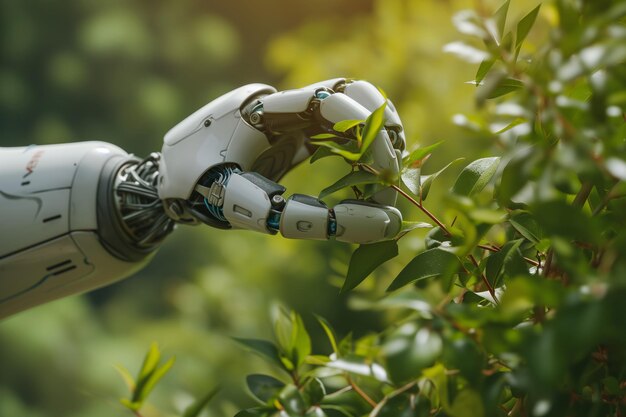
left=346, top=375, right=377, bottom=408
left=469, top=254, right=498, bottom=304
left=360, top=164, right=452, bottom=236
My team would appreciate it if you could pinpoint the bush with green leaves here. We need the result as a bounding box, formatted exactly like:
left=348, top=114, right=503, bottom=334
left=118, top=1, right=626, bottom=416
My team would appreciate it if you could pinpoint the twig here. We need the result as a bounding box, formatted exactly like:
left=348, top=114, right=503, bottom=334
left=347, top=375, right=377, bottom=408
left=360, top=164, right=452, bottom=236
left=469, top=254, right=498, bottom=304
left=478, top=244, right=540, bottom=267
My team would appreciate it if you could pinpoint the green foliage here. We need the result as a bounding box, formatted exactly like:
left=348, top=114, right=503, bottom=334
left=233, top=1, right=626, bottom=416
left=117, top=344, right=219, bottom=417
left=117, top=343, right=176, bottom=412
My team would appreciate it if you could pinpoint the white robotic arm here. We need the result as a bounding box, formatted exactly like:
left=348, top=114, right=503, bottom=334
left=0, top=78, right=405, bottom=319
left=158, top=78, right=405, bottom=243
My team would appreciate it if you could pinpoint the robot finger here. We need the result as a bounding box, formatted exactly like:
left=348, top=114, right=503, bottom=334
left=316, top=91, right=401, bottom=206
left=341, top=80, right=406, bottom=151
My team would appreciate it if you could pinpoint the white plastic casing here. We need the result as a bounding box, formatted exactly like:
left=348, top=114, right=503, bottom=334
left=222, top=173, right=272, bottom=233
left=0, top=142, right=151, bottom=319
left=159, top=84, right=277, bottom=200
left=333, top=203, right=402, bottom=244
left=280, top=199, right=329, bottom=240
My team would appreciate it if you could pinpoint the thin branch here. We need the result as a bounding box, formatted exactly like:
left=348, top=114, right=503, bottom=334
left=469, top=254, right=498, bottom=304
left=346, top=375, right=377, bottom=408
left=478, top=244, right=540, bottom=267
left=360, top=163, right=452, bottom=236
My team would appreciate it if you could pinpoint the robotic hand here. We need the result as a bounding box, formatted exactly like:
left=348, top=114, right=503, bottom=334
left=158, top=78, right=405, bottom=244
left=0, top=78, right=405, bottom=318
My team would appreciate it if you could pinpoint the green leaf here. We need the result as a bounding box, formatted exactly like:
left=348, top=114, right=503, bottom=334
left=303, top=378, right=326, bottom=406
left=333, top=119, right=363, bottom=133
left=532, top=201, right=600, bottom=244
left=486, top=77, right=524, bottom=99
left=343, top=241, right=399, bottom=292
left=400, top=221, right=432, bottom=233
left=384, top=324, right=443, bottom=383
left=278, top=384, right=307, bottom=416
left=421, top=158, right=464, bottom=200
left=485, top=239, right=524, bottom=288
left=402, top=140, right=444, bottom=167
left=310, top=146, right=337, bottom=164
left=447, top=389, right=484, bottom=417
left=515, top=4, right=541, bottom=50
left=114, top=364, right=135, bottom=391
left=387, top=248, right=461, bottom=291
left=324, top=357, right=389, bottom=382
left=401, top=167, right=421, bottom=196
left=493, top=0, right=511, bottom=41
left=136, top=343, right=160, bottom=390
left=475, top=59, right=495, bottom=85
left=310, top=141, right=361, bottom=161
left=359, top=101, right=387, bottom=157
left=451, top=157, right=500, bottom=197
left=319, top=171, right=382, bottom=199
left=494, top=118, right=526, bottom=134
left=290, top=311, right=312, bottom=368
left=315, top=315, right=339, bottom=354
left=234, top=408, right=272, bottom=417
left=311, top=133, right=341, bottom=140
left=134, top=356, right=175, bottom=403
left=234, top=338, right=283, bottom=369
left=182, top=387, right=220, bottom=417
left=246, top=374, right=285, bottom=404
left=509, top=211, right=543, bottom=243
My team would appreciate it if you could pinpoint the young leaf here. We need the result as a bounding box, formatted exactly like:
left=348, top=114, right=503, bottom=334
left=475, top=59, right=496, bottom=86
left=310, top=140, right=361, bottom=161
left=319, top=171, right=382, bottom=199
left=311, top=133, right=341, bottom=140
left=114, top=364, right=135, bottom=391
left=401, top=221, right=432, bottom=233
left=451, top=157, right=500, bottom=197
left=387, top=248, right=461, bottom=292
left=493, top=0, right=511, bottom=40
left=133, top=356, right=175, bottom=403
left=310, top=146, right=337, bottom=164
left=421, top=158, right=464, bottom=200
left=315, top=315, right=339, bottom=354
left=516, top=5, right=541, bottom=51
left=359, top=101, right=387, bottom=157
left=493, top=117, right=526, bottom=134
left=233, top=338, right=283, bottom=369
left=182, top=387, right=220, bottom=417
left=333, top=119, right=363, bottom=133
left=246, top=374, right=285, bottom=404
left=136, top=343, right=161, bottom=389
left=486, top=77, right=524, bottom=99
left=290, top=311, right=312, bottom=368
left=343, top=241, right=399, bottom=292
left=402, top=140, right=444, bottom=168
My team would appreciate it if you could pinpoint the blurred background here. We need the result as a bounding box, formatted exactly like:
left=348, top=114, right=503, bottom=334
left=0, top=0, right=537, bottom=415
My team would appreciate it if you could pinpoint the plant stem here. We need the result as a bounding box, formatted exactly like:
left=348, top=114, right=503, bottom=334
left=346, top=375, right=377, bottom=408
left=469, top=254, right=498, bottom=304
left=360, top=163, right=452, bottom=236
left=573, top=181, right=593, bottom=209
left=478, top=244, right=540, bottom=267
